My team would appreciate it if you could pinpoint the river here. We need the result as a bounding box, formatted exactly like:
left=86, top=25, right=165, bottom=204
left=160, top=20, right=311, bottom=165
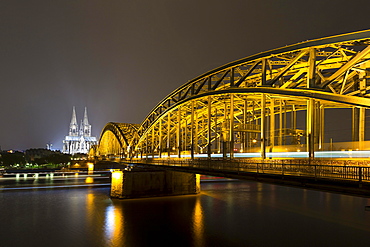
left=0, top=173, right=369, bottom=246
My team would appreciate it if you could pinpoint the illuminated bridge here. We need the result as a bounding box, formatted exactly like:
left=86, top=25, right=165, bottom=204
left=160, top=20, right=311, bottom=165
left=91, top=30, right=370, bottom=189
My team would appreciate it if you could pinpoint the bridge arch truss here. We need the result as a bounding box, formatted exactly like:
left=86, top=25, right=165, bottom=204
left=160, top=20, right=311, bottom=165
left=97, top=30, right=370, bottom=160
left=97, top=122, right=140, bottom=159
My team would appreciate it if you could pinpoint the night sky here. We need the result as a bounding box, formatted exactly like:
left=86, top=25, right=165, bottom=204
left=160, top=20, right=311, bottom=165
left=1, top=0, right=370, bottom=151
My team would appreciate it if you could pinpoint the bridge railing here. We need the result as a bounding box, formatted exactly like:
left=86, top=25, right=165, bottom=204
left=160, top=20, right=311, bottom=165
left=129, top=158, right=370, bottom=183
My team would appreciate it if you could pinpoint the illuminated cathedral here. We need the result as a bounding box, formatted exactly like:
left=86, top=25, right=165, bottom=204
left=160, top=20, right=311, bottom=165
left=62, top=107, right=97, bottom=155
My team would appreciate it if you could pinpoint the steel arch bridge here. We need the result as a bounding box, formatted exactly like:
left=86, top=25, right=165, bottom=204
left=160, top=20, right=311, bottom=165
left=95, top=30, right=370, bottom=161
left=96, top=122, right=140, bottom=159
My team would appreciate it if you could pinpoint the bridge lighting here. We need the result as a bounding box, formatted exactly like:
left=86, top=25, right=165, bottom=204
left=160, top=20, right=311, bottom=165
left=252, top=139, right=257, bottom=144
left=111, top=171, right=123, bottom=183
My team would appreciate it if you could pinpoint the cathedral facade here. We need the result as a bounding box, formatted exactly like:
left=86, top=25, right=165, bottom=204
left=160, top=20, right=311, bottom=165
left=62, top=107, right=97, bottom=155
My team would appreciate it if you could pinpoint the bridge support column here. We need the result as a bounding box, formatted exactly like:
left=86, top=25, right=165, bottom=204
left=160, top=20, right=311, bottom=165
left=177, top=107, right=181, bottom=158
left=159, top=120, right=162, bottom=158
left=307, top=99, right=315, bottom=159
left=242, top=99, right=247, bottom=152
left=215, top=109, right=221, bottom=153
left=359, top=107, right=365, bottom=150
left=191, top=101, right=195, bottom=160
left=195, top=111, right=199, bottom=155
left=229, top=94, right=234, bottom=158
left=110, top=170, right=200, bottom=199
left=260, top=93, right=266, bottom=159
left=278, top=100, right=283, bottom=146
left=352, top=107, right=365, bottom=150
left=151, top=128, right=155, bottom=158
left=223, top=99, right=228, bottom=158
left=167, top=114, right=171, bottom=158
left=207, top=96, right=212, bottom=158
left=317, top=103, right=325, bottom=151
left=270, top=99, right=275, bottom=152
left=145, top=133, right=149, bottom=160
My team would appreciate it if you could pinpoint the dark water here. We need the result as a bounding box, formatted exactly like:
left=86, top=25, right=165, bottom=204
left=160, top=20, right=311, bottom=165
left=1, top=175, right=370, bottom=247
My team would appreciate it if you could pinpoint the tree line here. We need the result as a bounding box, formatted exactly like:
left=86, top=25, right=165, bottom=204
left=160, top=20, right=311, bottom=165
left=0, top=148, right=72, bottom=168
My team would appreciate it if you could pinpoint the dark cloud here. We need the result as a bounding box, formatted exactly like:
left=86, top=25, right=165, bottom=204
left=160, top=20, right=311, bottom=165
left=1, top=0, right=369, bottom=150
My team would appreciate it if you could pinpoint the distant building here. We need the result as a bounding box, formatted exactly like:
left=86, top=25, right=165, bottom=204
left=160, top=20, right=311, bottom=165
left=62, top=107, right=97, bottom=155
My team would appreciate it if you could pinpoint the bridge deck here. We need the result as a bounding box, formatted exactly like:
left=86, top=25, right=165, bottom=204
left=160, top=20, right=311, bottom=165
left=114, top=158, right=370, bottom=197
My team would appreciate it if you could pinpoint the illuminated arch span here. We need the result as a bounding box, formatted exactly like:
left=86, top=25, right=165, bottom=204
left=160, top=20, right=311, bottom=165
left=131, top=30, right=370, bottom=159
left=95, top=30, right=370, bottom=160
left=98, top=122, right=140, bottom=158
left=139, top=30, right=370, bottom=136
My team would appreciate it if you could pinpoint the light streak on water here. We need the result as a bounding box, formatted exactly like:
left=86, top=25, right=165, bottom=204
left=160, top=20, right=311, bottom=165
left=0, top=183, right=111, bottom=191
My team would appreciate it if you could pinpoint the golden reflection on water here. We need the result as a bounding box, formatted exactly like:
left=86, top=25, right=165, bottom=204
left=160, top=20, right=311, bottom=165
left=86, top=193, right=125, bottom=246
left=104, top=205, right=124, bottom=246
left=192, top=196, right=204, bottom=247
left=87, top=163, right=94, bottom=175
left=85, top=177, right=94, bottom=184
left=86, top=193, right=95, bottom=236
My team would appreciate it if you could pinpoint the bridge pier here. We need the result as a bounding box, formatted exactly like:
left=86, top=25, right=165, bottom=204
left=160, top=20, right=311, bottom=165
left=111, top=169, right=200, bottom=199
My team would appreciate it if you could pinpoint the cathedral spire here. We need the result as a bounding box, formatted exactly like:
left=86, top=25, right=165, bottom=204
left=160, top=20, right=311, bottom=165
left=71, top=106, right=77, bottom=125
left=83, top=107, right=89, bottom=126
left=69, top=106, right=79, bottom=136
left=82, top=107, right=92, bottom=137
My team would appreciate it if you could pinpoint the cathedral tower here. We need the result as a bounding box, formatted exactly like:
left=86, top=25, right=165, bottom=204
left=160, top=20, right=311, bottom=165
left=63, top=107, right=97, bottom=154
left=69, top=106, right=79, bottom=136
left=81, top=107, right=92, bottom=137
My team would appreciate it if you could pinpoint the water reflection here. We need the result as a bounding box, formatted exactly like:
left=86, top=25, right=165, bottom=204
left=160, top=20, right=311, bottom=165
left=1, top=180, right=370, bottom=247
left=104, top=205, right=124, bottom=246
left=192, top=196, right=204, bottom=246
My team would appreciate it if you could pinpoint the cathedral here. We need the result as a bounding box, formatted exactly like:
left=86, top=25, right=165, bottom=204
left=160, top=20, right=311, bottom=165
left=62, top=107, right=97, bottom=155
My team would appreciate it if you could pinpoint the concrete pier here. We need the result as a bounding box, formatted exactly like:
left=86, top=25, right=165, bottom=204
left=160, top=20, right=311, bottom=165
left=110, top=169, right=200, bottom=199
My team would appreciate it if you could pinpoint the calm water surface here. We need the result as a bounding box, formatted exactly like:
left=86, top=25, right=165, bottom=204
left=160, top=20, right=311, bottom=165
left=0, top=176, right=370, bottom=247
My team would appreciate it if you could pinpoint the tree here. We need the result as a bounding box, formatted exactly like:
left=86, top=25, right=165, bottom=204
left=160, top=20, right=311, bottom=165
left=0, top=151, right=26, bottom=167
left=45, top=153, right=71, bottom=165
